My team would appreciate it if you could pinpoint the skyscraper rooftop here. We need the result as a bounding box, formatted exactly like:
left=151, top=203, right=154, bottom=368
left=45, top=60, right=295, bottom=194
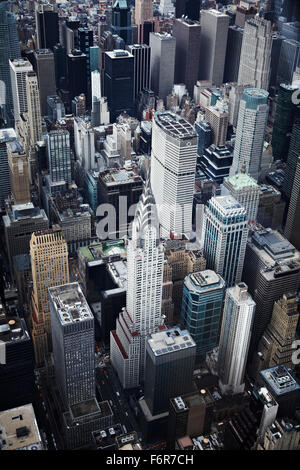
left=184, top=270, right=224, bottom=293
left=154, top=111, right=196, bottom=139
left=224, top=173, right=259, bottom=191
left=260, top=365, right=300, bottom=397
left=210, top=195, right=247, bottom=215
left=48, top=283, right=94, bottom=326
left=147, top=328, right=196, bottom=357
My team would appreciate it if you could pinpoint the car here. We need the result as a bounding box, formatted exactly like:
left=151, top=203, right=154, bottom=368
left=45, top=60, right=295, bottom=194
left=116, top=391, right=120, bottom=397
left=100, top=430, right=107, bottom=439
left=108, top=427, right=115, bottom=436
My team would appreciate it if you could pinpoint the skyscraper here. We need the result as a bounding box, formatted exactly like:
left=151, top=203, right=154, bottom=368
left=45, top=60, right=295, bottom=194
left=78, top=27, right=94, bottom=102
left=0, top=315, right=35, bottom=413
left=89, top=45, right=100, bottom=72
left=9, top=58, right=33, bottom=120
left=53, top=43, right=67, bottom=89
left=30, top=229, right=69, bottom=365
left=282, top=116, right=300, bottom=202
left=26, top=71, right=42, bottom=158
left=67, top=50, right=88, bottom=103
left=218, top=283, right=255, bottom=395
left=258, top=417, right=300, bottom=450
left=228, top=84, right=249, bottom=129
left=104, top=50, right=134, bottom=122
left=46, top=129, right=72, bottom=185
left=230, top=88, right=269, bottom=181
left=149, top=33, right=176, bottom=102
left=181, top=270, right=225, bottom=361
left=111, top=0, right=132, bottom=45
left=151, top=112, right=198, bottom=238
left=202, top=195, right=249, bottom=287
left=127, top=44, right=151, bottom=100
left=35, top=2, right=59, bottom=50
left=284, top=157, right=300, bottom=250
left=242, top=228, right=300, bottom=355
left=163, top=241, right=206, bottom=322
left=49, top=282, right=95, bottom=407
left=7, top=140, right=30, bottom=205
left=135, top=0, right=153, bottom=44
left=276, top=39, right=300, bottom=86
left=256, top=293, right=299, bottom=373
left=204, top=101, right=229, bottom=147
left=90, top=70, right=110, bottom=126
left=159, top=0, right=175, bottom=16
left=173, top=18, right=201, bottom=97
left=33, top=49, right=56, bottom=115
left=195, top=120, right=212, bottom=157
left=0, top=1, right=21, bottom=123
left=238, top=16, right=272, bottom=90
left=3, top=203, right=49, bottom=279
left=221, top=171, right=260, bottom=223
left=49, top=282, right=113, bottom=450
left=0, top=128, right=16, bottom=210
left=271, top=84, right=298, bottom=162
left=110, top=177, right=165, bottom=389
left=199, top=9, right=230, bottom=87
left=223, top=25, right=243, bottom=84
left=269, top=33, right=285, bottom=89
left=144, top=328, right=196, bottom=416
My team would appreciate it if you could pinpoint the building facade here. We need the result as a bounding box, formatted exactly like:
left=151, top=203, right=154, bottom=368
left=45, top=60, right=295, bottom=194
left=144, top=328, right=196, bottom=416
left=149, top=33, right=176, bottom=102
left=221, top=172, right=260, bottom=223
left=151, top=112, right=198, bottom=238
left=110, top=177, right=165, bottom=389
left=202, top=195, right=249, bottom=287
left=230, top=88, right=269, bottom=181
left=238, top=16, right=272, bottom=90
left=181, top=270, right=225, bottom=361
left=218, top=283, right=256, bottom=395
left=199, top=9, right=229, bottom=87
left=30, top=229, right=69, bottom=365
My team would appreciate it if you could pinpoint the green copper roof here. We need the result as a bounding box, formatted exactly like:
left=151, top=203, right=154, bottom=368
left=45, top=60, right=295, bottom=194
left=225, top=172, right=259, bottom=190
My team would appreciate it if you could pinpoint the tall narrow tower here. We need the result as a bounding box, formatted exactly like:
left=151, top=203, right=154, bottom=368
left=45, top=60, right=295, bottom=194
left=30, top=229, right=69, bottom=366
left=111, top=0, right=132, bottom=45
left=238, top=16, right=272, bottom=90
left=198, top=9, right=230, bottom=87
left=26, top=71, right=42, bottom=147
left=218, top=283, right=255, bottom=395
left=256, top=293, right=299, bottom=372
left=0, top=1, right=21, bottom=124
left=26, top=71, right=42, bottom=176
left=49, top=282, right=95, bottom=407
left=135, top=0, right=153, bottom=43
left=230, top=88, right=269, bottom=181
left=151, top=112, right=198, bottom=238
left=202, top=195, right=249, bottom=287
left=110, top=176, right=165, bottom=389
left=7, top=140, right=30, bottom=205
left=284, top=157, right=300, bottom=251
left=35, top=2, right=59, bottom=50
left=46, top=129, right=72, bottom=185
left=9, top=59, right=33, bottom=120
